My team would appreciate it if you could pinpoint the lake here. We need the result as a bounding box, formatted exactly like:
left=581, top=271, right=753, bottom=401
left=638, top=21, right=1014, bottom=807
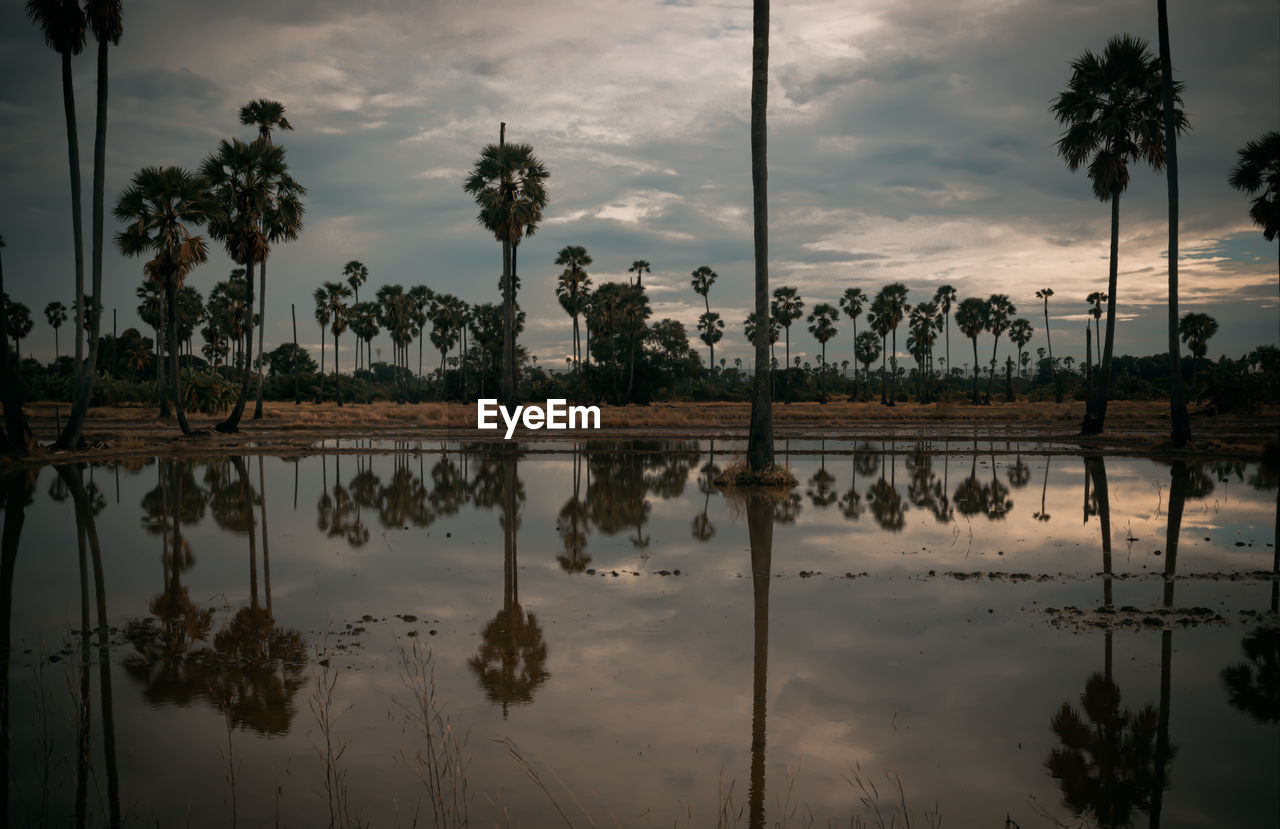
left=1, top=440, right=1276, bottom=828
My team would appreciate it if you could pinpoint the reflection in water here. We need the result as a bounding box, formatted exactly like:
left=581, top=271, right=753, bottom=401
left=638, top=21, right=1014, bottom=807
left=746, top=495, right=773, bottom=829
left=0, top=471, right=33, bottom=822
left=469, top=450, right=549, bottom=717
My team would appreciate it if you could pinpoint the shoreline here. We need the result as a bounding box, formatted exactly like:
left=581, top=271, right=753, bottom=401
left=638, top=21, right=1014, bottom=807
left=2, top=399, right=1276, bottom=467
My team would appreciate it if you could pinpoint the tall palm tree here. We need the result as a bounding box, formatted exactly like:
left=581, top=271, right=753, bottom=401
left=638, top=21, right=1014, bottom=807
left=1085, top=290, right=1106, bottom=375
left=203, top=137, right=306, bottom=432
left=839, top=287, right=865, bottom=399
left=318, top=281, right=352, bottom=406
left=627, top=259, right=650, bottom=287
left=1156, top=0, right=1191, bottom=447
left=408, top=284, right=432, bottom=381
left=956, top=297, right=988, bottom=404
left=1035, top=288, right=1060, bottom=402
left=0, top=234, right=31, bottom=452
left=313, top=289, right=330, bottom=401
left=1178, top=312, right=1217, bottom=392
left=26, top=0, right=87, bottom=437
left=44, top=300, right=67, bottom=361
left=463, top=132, right=550, bottom=403
left=854, top=330, right=880, bottom=399
left=770, top=286, right=803, bottom=404
left=1010, top=318, right=1034, bottom=391
left=241, top=99, right=297, bottom=421
left=697, top=311, right=724, bottom=378
left=807, top=303, right=838, bottom=403
left=1228, top=131, right=1280, bottom=305
left=1053, top=34, right=1185, bottom=435
left=985, top=294, right=1015, bottom=399
left=114, top=166, right=214, bottom=436
left=746, top=0, right=775, bottom=473
left=342, top=260, right=368, bottom=368
left=933, top=284, right=956, bottom=398
left=690, top=265, right=717, bottom=315
left=554, top=245, right=592, bottom=375
left=6, top=303, right=32, bottom=364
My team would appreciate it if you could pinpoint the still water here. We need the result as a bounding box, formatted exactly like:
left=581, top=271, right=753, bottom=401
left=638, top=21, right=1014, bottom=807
left=1, top=441, right=1276, bottom=828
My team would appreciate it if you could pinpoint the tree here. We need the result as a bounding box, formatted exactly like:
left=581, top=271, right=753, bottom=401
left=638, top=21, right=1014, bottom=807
left=554, top=245, right=592, bottom=379
left=408, top=284, right=432, bottom=380
left=44, top=300, right=67, bottom=360
left=1178, top=311, right=1217, bottom=389
left=872, top=283, right=909, bottom=405
left=985, top=294, right=1015, bottom=399
left=690, top=265, right=717, bottom=315
left=7, top=301, right=32, bottom=363
left=806, top=303, right=839, bottom=403
left=839, top=287, right=866, bottom=400
left=956, top=297, right=988, bottom=404
left=264, top=342, right=316, bottom=377
left=908, top=301, right=939, bottom=401
left=203, top=137, right=306, bottom=432
left=1036, top=288, right=1061, bottom=402
left=854, top=330, right=880, bottom=399
left=746, top=0, right=775, bottom=473
left=317, top=281, right=352, bottom=406
left=1228, top=130, right=1280, bottom=311
left=26, top=0, right=87, bottom=443
left=628, top=259, right=650, bottom=287
left=342, top=260, right=368, bottom=367
left=933, top=284, right=956, bottom=398
left=114, top=166, right=214, bottom=436
left=312, top=287, right=329, bottom=401
left=463, top=134, right=550, bottom=403
left=1085, top=290, right=1106, bottom=375
left=697, top=311, right=725, bottom=379
left=771, top=286, right=803, bottom=404
left=1053, top=34, right=1185, bottom=435
left=1010, top=318, right=1034, bottom=389
left=241, top=99, right=298, bottom=421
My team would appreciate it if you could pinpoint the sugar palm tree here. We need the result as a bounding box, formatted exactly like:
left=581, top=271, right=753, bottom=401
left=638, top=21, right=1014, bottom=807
left=203, top=137, right=306, bottom=432
left=44, top=300, right=67, bottom=361
left=7, top=302, right=32, bottom=364
left=933, top=284, right=956, bottom=398
left=1053, top=34, right=1185, bottom=435
left=554, top=245, right=593, bottom=375
left=1178, top=311, right=1217, bottom=392
left=0, top=232, right=30, bottom=451
left=1009, top=318, right=1034, bottom=390
left=240, top=99, right=298, bottom=421
left=854, top=330, right=880, bottom=399
left=839, top=287, right=865, bottom=398
left=770, top=286, right=803, bottom=404
left=697, top=311, right=724, bottom=378
left=114, top=166, right=214, bottom=436
left=956, top=297, right=988, bottom=404
left=1085, top=290, right=1106, bottom=376
left=807, top=303, right=839, bottom=403
left=408, top=284, right=432, bottom=380
left=318, top=281, right=352, bottom=406
left=745, top=0, right=775, bottom=473
left=341, top=260, right=368, bottom=367
left=463, top=134, right=550, bottom=403
left=628, top=259, right=650, bottom=287
left=690, top=265, right=717, bottom=315
left=874, top=283, right=909, bottom=406
left=1229, top=131, right=1280, bottom=302
left=1035, top=288, right=1060, bottom=402
left=985, top=294, right=1015, bottom=399
left=312, top=289, right=329, bottom=402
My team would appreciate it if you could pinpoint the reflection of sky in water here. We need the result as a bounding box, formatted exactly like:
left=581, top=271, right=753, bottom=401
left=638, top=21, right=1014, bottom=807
left=2, top=444, right=1277, bottom=827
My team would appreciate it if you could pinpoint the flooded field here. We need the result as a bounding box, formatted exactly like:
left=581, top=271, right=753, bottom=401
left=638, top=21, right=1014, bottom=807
left=1, top=440, right=1277, bottom=828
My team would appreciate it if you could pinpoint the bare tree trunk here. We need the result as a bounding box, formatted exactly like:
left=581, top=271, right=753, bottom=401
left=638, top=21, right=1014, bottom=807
left=746, top=0, right=775, bottom=473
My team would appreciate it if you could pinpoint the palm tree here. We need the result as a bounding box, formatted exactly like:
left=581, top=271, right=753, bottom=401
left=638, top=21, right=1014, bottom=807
left=409, top=284, right=432, bottom=381
left=985, top=294, right=1015, bottom=399
left=44, top=300, right=67, bottom=361
left=1229, top=131, right=1280, bottom=305
left=1178, top=312, right=1217, bottom=391
left=6, top=302, right=32, bottom=364
left=26, top=0, right=87, bottom=441
left=463, top=133, right=550, bottom=403
left=203, top=137, right=306, bottom=432
left=746, top=0, right=775, bottom=473
left=908, top=301, right=939, bottom=401
left=839, top=287, right=865, bottom=399
left=697, top=311, right=724, bottom=378
left=0, top=234, right=32, bottom=452
left=313, top=289, right=329, bottom=402
left=114, top=166, right=214, bottom=436
left=1009, top=318, right=1033, bottom=389
left=318, top=281, right=352, bottom=406
left=1085, top=290, right=1106, bottom=376
left=854, top=330, right=880, bottom=400
left=956, top=297, right=988, bottom=404
left=628, top=259, right=650, bottom=287
left=873, top=283, right=909, bottom=406
left=1035, top=288, right=1060, bottom=402
left=1053, top=34, right=1185, bottom=435
left=933, top=284, right=956, bottom=398
left=554, top=245, right=592, bottom=376
left=240, top=100, right=298, bottom=421
left=771, top=286, right=803, bottom=404
left=342, top=260, right=368, bottom=367
left=807, top=303, right=839, bottom=403
left=690, top=265, right=717, bottom=315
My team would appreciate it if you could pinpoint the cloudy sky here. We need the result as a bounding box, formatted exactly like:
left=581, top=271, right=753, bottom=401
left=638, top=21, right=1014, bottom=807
left=1, top=0, right=1276, bottom=372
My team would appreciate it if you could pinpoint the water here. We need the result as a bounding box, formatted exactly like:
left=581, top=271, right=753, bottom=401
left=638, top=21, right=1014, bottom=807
left=1, top=440, right=1276, bottom=828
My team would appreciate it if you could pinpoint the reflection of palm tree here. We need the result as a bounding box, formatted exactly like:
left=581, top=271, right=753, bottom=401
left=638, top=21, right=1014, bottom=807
left=1085, top=458, right=1115, bottom=678
left=693, top=440, right=719, bottom=541
left=745, top=495, right=773, bottom=828
left=557, top=447, right=591, bottom=573
left=0, top=470, right=32, bottom=815
left=1034, top=457, right=1052, bottom=522
left=470, top=452, right=548, bottom=716
left=1221, top=627, right=1280, bottom=724
left=807, top=441, right=837, bottom=508
left=869, top=475, right=906, bottom=532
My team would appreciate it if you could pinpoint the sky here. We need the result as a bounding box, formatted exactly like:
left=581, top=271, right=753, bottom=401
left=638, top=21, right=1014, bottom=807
left=1, top=0, right=1276, bottom=372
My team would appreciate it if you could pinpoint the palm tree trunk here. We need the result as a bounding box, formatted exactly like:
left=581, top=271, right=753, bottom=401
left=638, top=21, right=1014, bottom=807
left=880, top=335, right=888, bottom=405
left=971, top=337, right=980, bottom=404
left=0, top=474, right=27, bottom=810
left=0, top=245, right=29, bottom=452
left=334, top=329, right=343, bottom=406
left=317, top=319, right=325, bottom=403
left=746, top=494, right=772, bottom=827
left=60, top=50, right=86, bottom=391
left=746, top=0, right=774, bottom=473
left=1044, top=300, right=1059, bottom=403
left=987, top=334, right=1001, bottom=399
left=1083, top=193, right=1121, bottom=435
left=217, top=258, right=256, bottom=432
left=1158, top=0, right=1190, bottom=447
left=889, top=329, right=897, bottom=406
left=784, top=327, right=791, bottom=405
left=253, top=256, right=267, bottom=420
left=166, top=281, right=193, bottom=436
left=501, top=239, right=514, bottom=403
